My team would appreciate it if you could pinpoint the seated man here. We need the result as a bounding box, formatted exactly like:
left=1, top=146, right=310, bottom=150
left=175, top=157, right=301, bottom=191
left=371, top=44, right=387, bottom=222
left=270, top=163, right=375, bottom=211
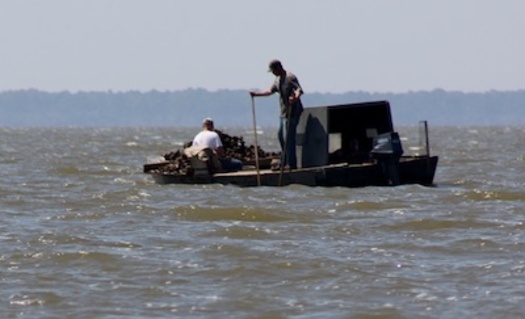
left=192, top=118, right=243, bottom=171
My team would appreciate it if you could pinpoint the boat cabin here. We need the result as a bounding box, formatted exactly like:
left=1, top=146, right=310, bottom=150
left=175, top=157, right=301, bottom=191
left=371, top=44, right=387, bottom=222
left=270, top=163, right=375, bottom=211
left=296, top=100, right=395, bottom=168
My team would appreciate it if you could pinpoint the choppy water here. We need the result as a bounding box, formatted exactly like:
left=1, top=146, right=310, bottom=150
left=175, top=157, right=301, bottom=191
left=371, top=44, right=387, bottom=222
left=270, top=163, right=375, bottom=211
left=1, top=126, right=524, bottom=318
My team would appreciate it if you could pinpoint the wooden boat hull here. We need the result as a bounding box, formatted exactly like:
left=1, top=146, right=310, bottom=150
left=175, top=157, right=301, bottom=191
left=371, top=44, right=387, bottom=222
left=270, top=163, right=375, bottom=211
left=146, top=156, right=438, bottom=187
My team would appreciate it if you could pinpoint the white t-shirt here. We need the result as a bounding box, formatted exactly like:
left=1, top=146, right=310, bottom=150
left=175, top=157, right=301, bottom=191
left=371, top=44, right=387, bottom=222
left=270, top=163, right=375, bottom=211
left=192, top=130, right=222, bottom=150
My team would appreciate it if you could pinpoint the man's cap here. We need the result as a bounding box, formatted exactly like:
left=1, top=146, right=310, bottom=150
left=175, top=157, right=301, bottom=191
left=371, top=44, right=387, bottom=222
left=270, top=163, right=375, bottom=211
left=202, top=117, right=214, bottom=125
left=268, top=59, right=282, bottom=72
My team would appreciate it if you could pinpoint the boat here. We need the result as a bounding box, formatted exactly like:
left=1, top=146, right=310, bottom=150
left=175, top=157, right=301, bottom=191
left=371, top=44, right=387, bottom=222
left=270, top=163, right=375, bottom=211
left=143, top=100, right=438, bottom=187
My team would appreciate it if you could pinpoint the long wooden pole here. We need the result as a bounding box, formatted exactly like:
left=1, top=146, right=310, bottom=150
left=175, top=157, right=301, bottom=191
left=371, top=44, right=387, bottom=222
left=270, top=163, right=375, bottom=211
left=424, top=120, right=430, bottom=157
left=251, top=96, right=261, bottom=186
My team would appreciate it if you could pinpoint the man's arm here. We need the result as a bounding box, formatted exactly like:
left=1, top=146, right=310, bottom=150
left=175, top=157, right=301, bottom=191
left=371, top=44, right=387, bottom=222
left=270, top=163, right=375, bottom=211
left=289, top=88, right=303, bottom=104
left=288, top=75, right=303, bottom=103
left=249, top=89, right=274, bottom=97
left=215, top=146, right=225, bottom=158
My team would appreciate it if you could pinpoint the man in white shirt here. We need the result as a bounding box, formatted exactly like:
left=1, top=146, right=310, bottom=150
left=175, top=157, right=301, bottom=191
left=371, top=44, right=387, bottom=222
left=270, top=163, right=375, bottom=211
left=192, top=118, right=243, bottom=171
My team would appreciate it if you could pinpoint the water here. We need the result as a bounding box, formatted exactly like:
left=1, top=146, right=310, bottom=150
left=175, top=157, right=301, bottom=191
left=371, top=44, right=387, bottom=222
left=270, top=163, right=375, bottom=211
left=1, top=126, right=524, bottom=318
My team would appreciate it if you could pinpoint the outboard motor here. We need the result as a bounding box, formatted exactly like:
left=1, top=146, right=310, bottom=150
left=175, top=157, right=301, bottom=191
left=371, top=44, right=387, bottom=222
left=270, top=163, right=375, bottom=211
left=370, top=132, right=404, bottom=185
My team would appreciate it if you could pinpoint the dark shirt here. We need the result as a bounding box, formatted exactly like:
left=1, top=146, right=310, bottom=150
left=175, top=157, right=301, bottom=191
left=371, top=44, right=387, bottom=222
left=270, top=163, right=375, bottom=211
left=271, top=71, right=304, bottom=118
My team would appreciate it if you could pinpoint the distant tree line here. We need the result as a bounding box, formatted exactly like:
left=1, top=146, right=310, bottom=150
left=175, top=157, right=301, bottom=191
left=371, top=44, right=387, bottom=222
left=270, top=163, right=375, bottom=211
left=0, top=89, right=524, bottom=127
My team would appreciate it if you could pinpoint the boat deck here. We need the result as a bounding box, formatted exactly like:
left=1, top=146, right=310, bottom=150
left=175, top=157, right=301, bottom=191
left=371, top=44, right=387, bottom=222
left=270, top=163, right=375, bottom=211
left=147, top=156, right=438, bottom=187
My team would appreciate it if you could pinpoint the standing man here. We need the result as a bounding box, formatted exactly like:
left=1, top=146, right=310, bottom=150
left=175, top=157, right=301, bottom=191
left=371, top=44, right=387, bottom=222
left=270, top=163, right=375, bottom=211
left=192, top=118, right=243, bottom=171
left=249, top=59, right=304, bottom=170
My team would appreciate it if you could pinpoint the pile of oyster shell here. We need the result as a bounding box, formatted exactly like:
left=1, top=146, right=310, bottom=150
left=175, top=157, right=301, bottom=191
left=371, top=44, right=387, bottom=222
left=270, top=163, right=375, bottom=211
left=148, top=130, right=279, bottom=175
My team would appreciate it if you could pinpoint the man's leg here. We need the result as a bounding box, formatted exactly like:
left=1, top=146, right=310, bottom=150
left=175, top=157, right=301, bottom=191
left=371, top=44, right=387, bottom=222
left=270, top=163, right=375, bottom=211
left=277, top=117, right=286, bottom=167
left=219, top=158, right=243, bottom=171
left=286, top=115, right=299, bottom=169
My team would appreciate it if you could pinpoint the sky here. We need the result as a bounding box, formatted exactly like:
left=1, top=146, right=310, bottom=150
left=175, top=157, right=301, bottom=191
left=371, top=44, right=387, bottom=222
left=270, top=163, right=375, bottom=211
left=1, top=0, right=524, bottom=94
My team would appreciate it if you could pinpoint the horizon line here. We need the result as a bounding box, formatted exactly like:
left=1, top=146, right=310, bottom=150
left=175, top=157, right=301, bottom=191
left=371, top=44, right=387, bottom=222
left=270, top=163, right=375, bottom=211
left=2, top=88, right=524, bottom=95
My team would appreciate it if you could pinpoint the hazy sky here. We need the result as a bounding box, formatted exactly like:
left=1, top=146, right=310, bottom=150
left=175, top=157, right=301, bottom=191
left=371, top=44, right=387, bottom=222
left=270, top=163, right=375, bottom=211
left=1, top=1, right=523, bottom=93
